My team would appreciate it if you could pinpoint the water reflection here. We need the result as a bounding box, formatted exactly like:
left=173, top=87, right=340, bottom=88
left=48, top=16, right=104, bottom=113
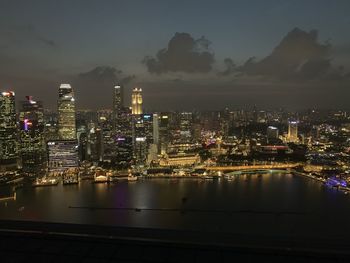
left=1, top=173, right=350, bottom=238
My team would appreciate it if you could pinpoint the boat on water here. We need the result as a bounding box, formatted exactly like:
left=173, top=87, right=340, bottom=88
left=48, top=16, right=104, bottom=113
left=32, top=178, right=59, bottom=187
left=92, top=167, right=110, bottom=183
left=93, top=175, right=109, bottom=183
left=128, top=175, right=138, bottom=182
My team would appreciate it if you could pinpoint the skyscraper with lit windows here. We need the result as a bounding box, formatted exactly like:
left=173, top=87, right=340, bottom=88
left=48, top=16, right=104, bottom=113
left=19, top=96, right=46, bottom=173
left=0, top=91, right=18, bottom=170
left=113, top=85, right=123, bottom=131
left=287, top=121, right=298, bottom=142
left=58, top=84, right=76, bottom=140
left=132, top=88, right=143, bottom=115
left=132, top=114, right=154, bottom=165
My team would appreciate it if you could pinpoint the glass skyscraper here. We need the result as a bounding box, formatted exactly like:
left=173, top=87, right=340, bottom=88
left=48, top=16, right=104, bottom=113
left=58, top=84, right=76, bottom=140
left=19, top=96, right=46, bottom=173
left=0, top=91, right=18, bottom=170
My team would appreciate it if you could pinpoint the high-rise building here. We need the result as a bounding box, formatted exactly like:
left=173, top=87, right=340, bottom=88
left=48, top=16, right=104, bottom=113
left=19, top=96, right=46, bottom=173
left=158, top=113, right=170, bottom=154
left=287, top=121, right=298, bottom=142
left=114, top=107, right=133, bottom=168
left=179, top=112, right=193, bottom=143
left=113, top=85, right=124, bottom=132
left=86, top=122, right=103, bottom=163
left=43, top=110, right=59, bottom=142
left=131, top=88, right=143, bottom=115
left=58, top=84, right=76, bottom=140
left=132, top=114, right=154, bottom=165
left=0, top=91, right=18, bottom=170
left=98, top=110, right=115, bottom=164
left=267, top=126, right=279, bottom=140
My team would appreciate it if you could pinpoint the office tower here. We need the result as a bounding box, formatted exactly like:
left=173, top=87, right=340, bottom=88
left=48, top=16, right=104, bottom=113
left=113, top=85, right=124, bottom=132
left=287, top=121, right=298, bottom=142
left=58, top=84, right=76, bottom=140
left=158, top=113, right=170, bottom=154
left=47, top=140, right=79, bottom=171
left=131, top=88, right=143, bottom=115
left=267, top=126, right=279, bottom=140
left=132, top=114, right=154, bottom=165
left=43, top=110, right=59, bottom=141
left=152, top=113, right=159, bottom=146
left=179, top=112, right=193, bottom=143
left=0, top=91, right=18, bottom=170
left=86, top=122, right=103, bottom=163
left=19, top=96, right=46, bottom=173
left=98, top=110, right=115, bottom=165
left=114, top=107, right=133, bottom=167
left=78, top=131, right=87, bottom=161
left=148, top=113, right=159, bottom=163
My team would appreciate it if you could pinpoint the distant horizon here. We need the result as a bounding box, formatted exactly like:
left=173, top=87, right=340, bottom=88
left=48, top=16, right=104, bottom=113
left=5, top=85, right=350, bottom=113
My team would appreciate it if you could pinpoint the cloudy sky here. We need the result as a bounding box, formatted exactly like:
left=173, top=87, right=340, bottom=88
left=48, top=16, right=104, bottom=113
left=1, top=0, right=350, bottom=111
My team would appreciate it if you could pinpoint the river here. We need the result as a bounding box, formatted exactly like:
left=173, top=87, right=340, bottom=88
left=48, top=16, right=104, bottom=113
left=1, top=171, right=350, bottom=240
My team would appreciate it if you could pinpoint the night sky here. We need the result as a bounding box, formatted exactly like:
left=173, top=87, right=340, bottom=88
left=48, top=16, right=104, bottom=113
left=1, top=0, right=350, bottom=111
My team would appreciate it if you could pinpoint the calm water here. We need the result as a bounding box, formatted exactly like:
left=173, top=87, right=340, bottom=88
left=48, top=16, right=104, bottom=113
left=1, top=172, right=350, bottom=239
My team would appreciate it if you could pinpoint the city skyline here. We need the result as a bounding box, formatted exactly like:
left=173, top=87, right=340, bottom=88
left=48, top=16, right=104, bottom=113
left=2, top=2, right=350, bottom=261
left=1, top=0, right=350, bottom=110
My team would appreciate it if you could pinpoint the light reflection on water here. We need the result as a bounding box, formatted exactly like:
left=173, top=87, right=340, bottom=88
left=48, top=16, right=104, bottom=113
left=1, top=173, right=350, bottom=239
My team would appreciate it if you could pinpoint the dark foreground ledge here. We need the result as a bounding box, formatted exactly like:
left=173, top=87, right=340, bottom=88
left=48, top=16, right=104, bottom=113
left=0, top=219, right=349, bottom=262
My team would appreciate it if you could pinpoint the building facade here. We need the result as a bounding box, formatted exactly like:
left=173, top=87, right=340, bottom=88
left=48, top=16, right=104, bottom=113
left=287, top=121, right=298, bottom=142
left=47, top=140, right=79, bottom=171
left=131, top=88, right=143, bottom=115
left=58, top=84, right=76, bottom=140
left=19, top=96, right=46, bottom=173
left=0, top=91, right=18, bottom=170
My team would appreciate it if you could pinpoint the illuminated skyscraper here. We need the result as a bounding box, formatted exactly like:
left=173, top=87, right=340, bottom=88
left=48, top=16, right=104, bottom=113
left=0, top=91, right=18, bottom=170
left=114, top=107, right=133, bottom=168
left=287, top=121, right=298, bottom=142
left=131, top=88, right=143, bottom=115
left=132, top=114, right=153, bottom=165
left=179, top=112, right=193, bottom=143
left=58, top=84, right=76, bottom=140
left=158, top=113, right=170, bottom=154
left=19, top=96, right=46, bottom=173
left=113, top=85, right=124, bottom=131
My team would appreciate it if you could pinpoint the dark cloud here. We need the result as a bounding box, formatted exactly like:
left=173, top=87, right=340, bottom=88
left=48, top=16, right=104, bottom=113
left=238, top=27, right=334, bottom=80
left=72, top=66, right=136, bottom=109
left=78, top=66, right=135, bottom=85
left=218, top=58, right=236, bottom=76
left=143, top=32, right=215, bottom=74
left=0, top=24, right=57, bottom=48
left=78, top=66, right=120, bottom=83
left=333, top=43, right=350, bottom=56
